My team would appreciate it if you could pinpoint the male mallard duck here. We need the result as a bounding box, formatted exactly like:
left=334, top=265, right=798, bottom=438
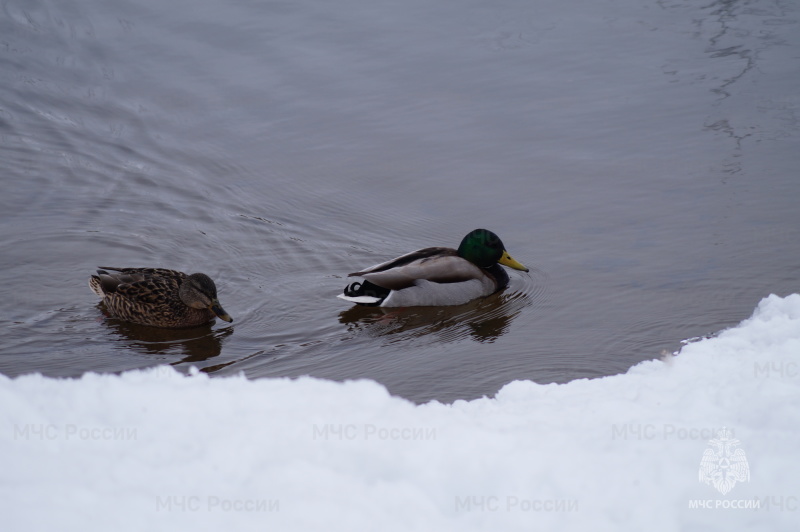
left=338, top=229, right=528, bottom=307
left=89, top=267, right=232, bottom=328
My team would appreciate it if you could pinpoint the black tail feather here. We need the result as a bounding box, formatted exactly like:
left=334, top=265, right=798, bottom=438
left=343, top=280, right=390, bottom=306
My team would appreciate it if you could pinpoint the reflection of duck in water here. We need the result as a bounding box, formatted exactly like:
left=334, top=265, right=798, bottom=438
left=89, top=267, right=232, bottom=328
left=101, top=318, right=230, bottom=362
left=338, top=229, right=528, bottom=307
left=338, top=290, right=529, bottom=343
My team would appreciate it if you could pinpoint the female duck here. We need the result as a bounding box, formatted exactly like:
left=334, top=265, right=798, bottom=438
left=89, top=267, right=232, bottom=328
left=338, top=229, right=528, bottom=307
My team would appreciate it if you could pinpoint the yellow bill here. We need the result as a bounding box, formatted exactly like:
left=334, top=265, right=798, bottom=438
left=498, top=250, right=529, bottom=272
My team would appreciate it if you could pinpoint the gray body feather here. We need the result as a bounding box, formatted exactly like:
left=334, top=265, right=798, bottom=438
left=345, top=247, right=504, bottom=307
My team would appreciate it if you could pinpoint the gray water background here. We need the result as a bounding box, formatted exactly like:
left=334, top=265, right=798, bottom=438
left=1, top=0, right=798, bottom=403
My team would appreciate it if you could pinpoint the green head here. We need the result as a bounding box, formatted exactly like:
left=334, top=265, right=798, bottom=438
left=457, top=229, right=529, bottom=271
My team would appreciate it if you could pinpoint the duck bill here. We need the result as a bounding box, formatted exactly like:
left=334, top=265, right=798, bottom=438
left=498, top=250, right=529, bottom=272
left=210, top=300, right=233, bottom=322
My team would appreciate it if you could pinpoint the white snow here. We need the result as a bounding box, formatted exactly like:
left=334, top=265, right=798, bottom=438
left=2, top=294, right=799, bottom=531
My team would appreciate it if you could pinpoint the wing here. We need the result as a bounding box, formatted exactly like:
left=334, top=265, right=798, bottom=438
left=699, top=449, right=718, bottom=483
left=730, top=449, right=750, bottom=482
left=98, top=267, right=186, bottom=281
left=350, top=247, right=456, bottom=276
left=356, top=253, right=485, bottom=290
left=114, top=277, right=178, bottom=305
left=94, top=267, right=185, bottom=294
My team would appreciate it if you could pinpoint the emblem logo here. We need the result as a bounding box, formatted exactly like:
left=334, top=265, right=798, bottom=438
left=699, top=428, right=750, bottom=495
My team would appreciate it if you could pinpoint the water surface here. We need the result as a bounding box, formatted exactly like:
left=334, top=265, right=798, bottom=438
left=2, top=0, right=798, bottom=403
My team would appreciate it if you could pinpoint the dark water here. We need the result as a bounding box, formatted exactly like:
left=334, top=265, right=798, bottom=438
left=1, top=0, right=798, bottom=403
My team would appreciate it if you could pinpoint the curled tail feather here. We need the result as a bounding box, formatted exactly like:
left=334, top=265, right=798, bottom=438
left=337, top=280, right=390, bottom=306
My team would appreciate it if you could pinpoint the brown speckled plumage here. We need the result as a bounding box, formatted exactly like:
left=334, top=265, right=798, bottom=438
left=89, top=267, right=232, bottom=328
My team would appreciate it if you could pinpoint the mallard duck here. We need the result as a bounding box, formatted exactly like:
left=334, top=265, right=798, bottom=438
left=337, top=229, right=529, bottom=307
left=89, top=267, right=232, bottom=328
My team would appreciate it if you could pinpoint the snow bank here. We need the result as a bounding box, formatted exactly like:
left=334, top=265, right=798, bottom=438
left=2, top=294, right=799, bottom=531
